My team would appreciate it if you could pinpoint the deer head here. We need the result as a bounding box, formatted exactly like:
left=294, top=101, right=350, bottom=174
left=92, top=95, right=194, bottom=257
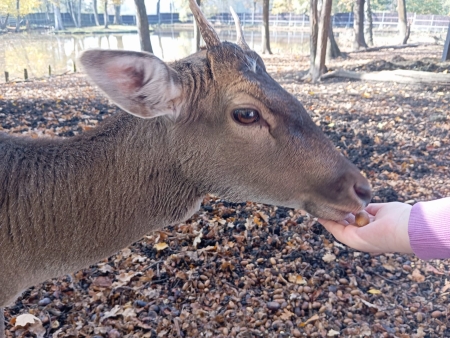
left=80, top=0, right=371, bottom=221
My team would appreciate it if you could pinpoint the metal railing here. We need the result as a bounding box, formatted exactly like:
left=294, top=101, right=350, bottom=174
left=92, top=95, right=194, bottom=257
left=1, top=12, right=449, bottom=32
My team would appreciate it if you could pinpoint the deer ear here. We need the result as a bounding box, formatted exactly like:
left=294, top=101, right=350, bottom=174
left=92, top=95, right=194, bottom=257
left=79, top=50, right=182, bottom=119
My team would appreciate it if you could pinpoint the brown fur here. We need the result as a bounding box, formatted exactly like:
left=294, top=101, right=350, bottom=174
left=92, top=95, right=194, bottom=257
left=0, top=3, right=371, bottom=335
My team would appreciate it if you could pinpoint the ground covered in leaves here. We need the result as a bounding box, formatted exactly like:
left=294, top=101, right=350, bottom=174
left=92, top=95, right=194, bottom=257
left=1, top=44, right=449, bottom=338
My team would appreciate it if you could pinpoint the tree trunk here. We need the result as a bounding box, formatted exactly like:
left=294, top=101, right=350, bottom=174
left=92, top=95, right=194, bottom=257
left=15, top=0, right=20, bottom=32
left=45, top=0, right=51, bottom=22
left=311, top=0, right=332, bottom=82
left=262, top=0, right=272, bottom=54
left=156, top=0, right=161, bottom=24
left=134, top=0, right=153, bottom=53
left=443, top=24, right=450, bottom=62
left=398, top=0, right=407, bottom=44
left=104, top=0, right=109, bottom=28
left=327, top=17, right=341, bottom=59
left=93, top=0, right=100, bottom=26
left=365, top=0, right=373, bottom=46
left=252, top=1, right=256, bottom=25
left=15, top=15, right=21, bottom=32
left=114, top=5, right=122, bottom=25
left=78, top=0, right=82, bottom=27
left=353, top=0, right=367, bottom=50
left=309, top=0, right=318, bottom=70
left=53, top=3, right=64, bottom=30
left=0, top=14, right=9, bottom=30
left=67, top=0, right=80, bottom=28
left=193, top=0, right=201, bottom=52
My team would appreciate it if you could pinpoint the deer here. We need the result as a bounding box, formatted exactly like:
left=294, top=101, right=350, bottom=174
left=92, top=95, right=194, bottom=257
left=0, top=1, right=372, bottom=336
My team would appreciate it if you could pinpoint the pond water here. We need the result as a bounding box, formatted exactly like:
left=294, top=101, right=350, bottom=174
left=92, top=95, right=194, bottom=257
left=0, top=28, right=311, bottom=82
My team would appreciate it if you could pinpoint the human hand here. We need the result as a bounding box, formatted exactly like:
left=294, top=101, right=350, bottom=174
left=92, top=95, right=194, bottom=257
left=318, top=202, right=413, bottom=254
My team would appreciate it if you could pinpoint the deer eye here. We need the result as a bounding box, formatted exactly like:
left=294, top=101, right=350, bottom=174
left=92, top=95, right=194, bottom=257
left=232, top=109, right=260, bottom=125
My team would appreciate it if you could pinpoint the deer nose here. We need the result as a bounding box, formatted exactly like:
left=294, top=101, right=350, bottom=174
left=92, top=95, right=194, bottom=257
left=354, top=181, right=372, bottom=205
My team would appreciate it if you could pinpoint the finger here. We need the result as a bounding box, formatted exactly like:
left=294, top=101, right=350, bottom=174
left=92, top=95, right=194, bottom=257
left=345, top=213, right=355, bottom=224
left=365, top=203, right=388, bottom=215
left=318, top=219, right=349, bottom=243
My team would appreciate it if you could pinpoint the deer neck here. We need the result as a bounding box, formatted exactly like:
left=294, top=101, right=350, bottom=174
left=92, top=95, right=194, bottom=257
left=0, top=112, right=203, bottom=286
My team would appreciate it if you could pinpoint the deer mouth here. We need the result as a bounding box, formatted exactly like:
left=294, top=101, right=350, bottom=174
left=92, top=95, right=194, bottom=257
left=303, top=201, right=365, bottom=221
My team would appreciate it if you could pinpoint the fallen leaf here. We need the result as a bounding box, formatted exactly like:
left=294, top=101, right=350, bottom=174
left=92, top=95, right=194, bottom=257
left=426, top=263, right=444, bottom=275
left=411, top=269, right=425, bottom=283
left=279, top=309, right=294, bottom=321
left=93, top=276, right=112, bottom=288
left=220, top=260, right=234, bottom=271
left=101, top=305, right=122, bottom=322
left=322, top=253, right=336, bottom=263
left=155, top=231, right=169, bottom=243
left=176, top=271, right=187, bottom=280
left=14, top=314, right=46, bottom=338
left=98, top=263, right=114, bottom=273
left=382, top=263, right=396, bottom=272
left=288, top=274, right=307, bottom=285
left=299, top=313, right=319, bottom=327
left=368, top=289, right=382, bottom=294
left=359, top=298, right=379, bottom=309
left=441, top=279, right=450, bottom=293
left=327, top=329, right=340, bottom=336
left=413, top=326, right=426, bottom=338
left=154, top=242, right=169, bottom=251
left=257, top=211, right=269, bottom=223
left=193, top=232, right=203, bottom=248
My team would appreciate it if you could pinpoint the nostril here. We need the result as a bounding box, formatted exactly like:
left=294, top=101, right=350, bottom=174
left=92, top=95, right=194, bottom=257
left=354, top=183, right=372, bottom=204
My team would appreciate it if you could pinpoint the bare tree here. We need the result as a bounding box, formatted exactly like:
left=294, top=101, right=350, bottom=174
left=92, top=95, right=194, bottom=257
left=0, top=14, right=10, bottom=30
left=114, top=3, right=122, bottom=24
left=78, top=0, right=82, bottom=27
left=53, top=1, right=65, bottom=30
left=443, top=24, right=450, bottom=61
left=398, top=0, right=408, bottom=44
left=92, top=0, right=100, bottom=26
left=193, top=0, right=201, bottom=52
left=67, top=0, right=80, bottom=28
left=262, top=0, right=272, bottom=54
left=134, top=0, right=153, bottom=53
left=310, top=0, right=332, bottom=82
left=309, top=0, right=318, bottom=68
left=365, top=0, right=373, bottom=46
left=327, top=17, right=341, bottom=59
left=15, top=0, right=21, bottom=32
left=104, top=0, right=109, bottom=28
left=156, top=0, right=161, bottom=24
left=353, top=0, right=368, bottom=50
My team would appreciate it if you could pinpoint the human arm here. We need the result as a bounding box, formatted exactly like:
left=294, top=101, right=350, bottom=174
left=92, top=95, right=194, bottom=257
left=318, top=198, right=450, bottom=259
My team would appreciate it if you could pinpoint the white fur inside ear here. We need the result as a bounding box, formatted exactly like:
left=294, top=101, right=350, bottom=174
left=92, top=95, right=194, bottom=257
left=80, top=50, right=182, bottom=119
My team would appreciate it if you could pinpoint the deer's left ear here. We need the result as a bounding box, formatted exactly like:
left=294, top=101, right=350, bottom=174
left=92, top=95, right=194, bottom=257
left=79, top=49, right=182, bottom=119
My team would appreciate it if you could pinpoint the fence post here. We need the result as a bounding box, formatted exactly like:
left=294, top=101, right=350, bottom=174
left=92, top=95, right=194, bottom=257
left=49, top=65, right=51, bottom=76
left=346, top=12, right=351, bottom=28
left=4, top=71, right=8, bottom=83
left=24, top=69, right=28, bottom=80
left=430, top=15, right=434, bottom=31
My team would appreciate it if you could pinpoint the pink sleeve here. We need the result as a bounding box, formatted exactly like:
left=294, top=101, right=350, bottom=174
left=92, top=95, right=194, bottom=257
left=408, top=198, right=450, bottom=260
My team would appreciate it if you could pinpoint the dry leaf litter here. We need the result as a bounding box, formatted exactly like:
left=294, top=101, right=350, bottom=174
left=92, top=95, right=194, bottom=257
left=0, top=45, right=449, bottom=338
